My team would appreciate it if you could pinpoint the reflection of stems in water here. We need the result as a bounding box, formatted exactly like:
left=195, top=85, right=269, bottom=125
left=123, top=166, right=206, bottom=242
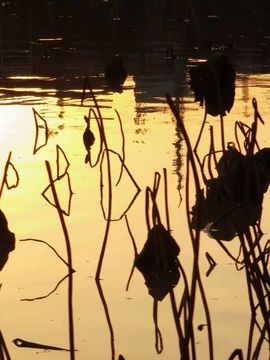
left=96, top=280, right=115, bottom=360
left=150, top=172, right=161, bottom=225
left=0, top=152, right=19, bottom=199
left=162, top=168, right=187, bottom=355
left=124, top=215, right=137, bottom=291
left=169, top=289, right=186, bottom=356
left=166, top=94, right=214, bottom=359
left=147, top=169, right=185, bottom=356
left=178, top=265, right=197, bottom=359
left=45, top=161, right=75, bottom=359
left=114, top=109, right=125, bottom=186
left=83, top=81, right=113, bottom=280
left=42, top=172, right=73, bottom=216
left=100, top=149, right=141, bottom=221
left=148, top=186, right=162, bottom=226
left=150, top=173, right=184, bottom=355
left=193, top=110, right=213, bottom=183
left=163, top=168, right=170, bottom=231
left=83, top=80, right=139, bottom=277
left=186, top=131, right=214, bottom=360
left=215, top=153, right=270, bottom=357
left=0, top=330, right=11, bottom=360
left=153, top=300, right=163, bottom=353
left=239, top=232, right=270, bottom=352
left=96, top=147, right=112, bottom=280
left=86, top=107, right=103, bottom=168
left=20, top=273, right=70, bottom=302
left=90, top=87, right=112, bottom=279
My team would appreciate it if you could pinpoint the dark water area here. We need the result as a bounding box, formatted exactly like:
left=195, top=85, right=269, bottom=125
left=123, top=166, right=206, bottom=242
left=1, top=0, right=270, bottom=106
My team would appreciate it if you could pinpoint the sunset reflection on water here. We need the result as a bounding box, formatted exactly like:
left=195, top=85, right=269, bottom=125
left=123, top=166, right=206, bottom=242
left=0, top=49, right=269, bottom=360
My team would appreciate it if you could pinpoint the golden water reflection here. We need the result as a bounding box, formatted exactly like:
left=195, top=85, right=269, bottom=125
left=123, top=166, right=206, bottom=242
left=0, top=68, right=269, bottom=360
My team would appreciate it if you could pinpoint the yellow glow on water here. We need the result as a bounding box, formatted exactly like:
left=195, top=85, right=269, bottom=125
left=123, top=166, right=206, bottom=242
left=6, top=76, right=55, bottom=81
left=188, top=57, right=207, bottom=63
left=0, top=70, right=269, bottom=359
left=0, top=87, right=57, bottom=93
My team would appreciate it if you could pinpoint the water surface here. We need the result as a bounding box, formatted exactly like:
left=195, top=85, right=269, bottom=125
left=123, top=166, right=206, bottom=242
left=0, top=43, right=269, bottom=360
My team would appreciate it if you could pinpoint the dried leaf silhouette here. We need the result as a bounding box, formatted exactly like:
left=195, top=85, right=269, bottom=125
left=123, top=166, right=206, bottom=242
left=56, top=145, right=70, bottom=178
left=0, top=152, right=20, bottom=199
left=135, top=223, right=180, bottom=301
left=32, top=108, right=49, bottom=154
left=42, top=172, right=73, bottom=216
left=13, top=338, right=72, bottom=351
left=100, top=149, right=141, bottom=221
left=42, top=146, right=73, bottom=216
left=205, top=252, right=217, bottom=277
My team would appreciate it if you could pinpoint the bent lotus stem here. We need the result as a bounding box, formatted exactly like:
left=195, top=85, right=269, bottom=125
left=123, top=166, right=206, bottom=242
left=45, top=160, right=75, bottom=360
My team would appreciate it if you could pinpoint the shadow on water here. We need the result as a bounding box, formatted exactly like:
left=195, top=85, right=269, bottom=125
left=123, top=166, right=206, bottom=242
left=0, top=210, right=15, bottom=272
left=104, top=54, right=127, bottom=94
left=0, top=151, right=18, bottom=271
left=191, top=98, right=270, bottom=245
left=134, top=172, right=180, bottom=302
left=83, top=114, right=95, bottom=164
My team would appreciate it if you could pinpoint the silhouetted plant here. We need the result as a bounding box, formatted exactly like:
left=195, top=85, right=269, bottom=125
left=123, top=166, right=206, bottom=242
left=134, top=171, right=180, bottom=301
left=42, top=145, right=73, bottom=216
left=178, top=93, right=269, bottom=357
left=104, top=54, right=127, bottom=93
left=95, top=280, right=116, bottom=360
left=45, top=159, right=75, bottom=359
left=20, top=238, right=71, bottom=268
left=83, top=114, right=95, bottom=164
left=32, top=108, right=49, bottom=154
left=0, top=330, right=11, bottom=360
left=167, top=93, right=214, bottom=360
left=80, top=78, right=140, bottom=279
left=0, top=209, right=15, bottom=271
left=0, top=152, right=19, bottom=199
left=189, top=55, right=235, bottom=117
left=13, top=338, right=72, bottom=352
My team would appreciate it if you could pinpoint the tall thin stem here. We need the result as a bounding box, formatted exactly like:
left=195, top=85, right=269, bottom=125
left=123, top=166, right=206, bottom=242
left=45, top=161, right=75, bottom=359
